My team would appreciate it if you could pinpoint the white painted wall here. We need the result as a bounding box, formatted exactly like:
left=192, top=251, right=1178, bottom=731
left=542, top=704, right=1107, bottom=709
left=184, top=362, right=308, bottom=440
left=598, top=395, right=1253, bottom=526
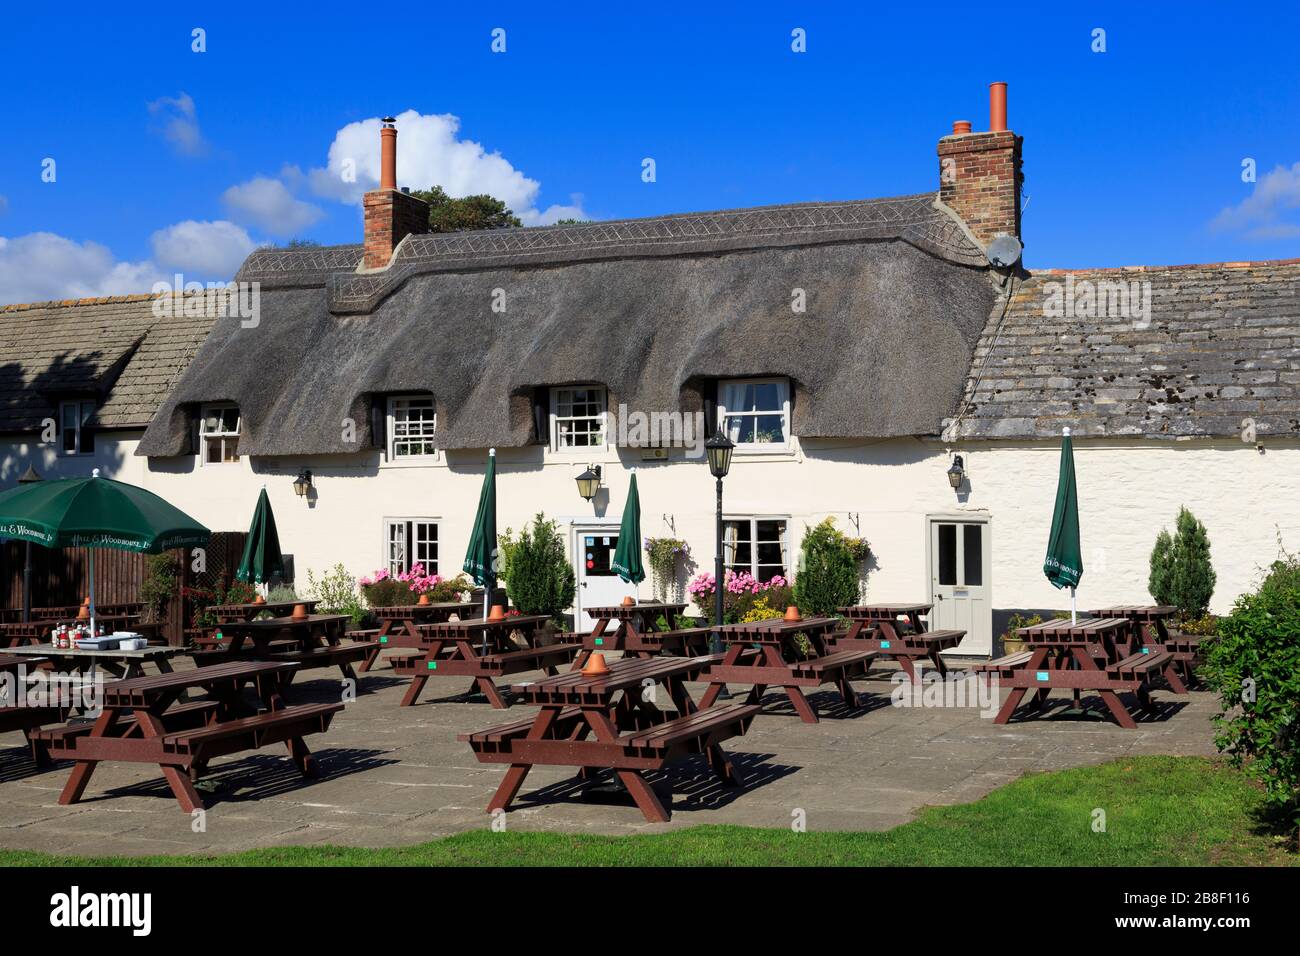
left=6, top=431, right=1296, bottom=654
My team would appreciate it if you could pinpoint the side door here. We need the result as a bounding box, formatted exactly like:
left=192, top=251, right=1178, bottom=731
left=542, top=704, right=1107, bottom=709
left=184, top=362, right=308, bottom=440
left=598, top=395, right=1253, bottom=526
left=927, top=516, right=992, bottom=656
left=574, top=527, right=637, bottom=630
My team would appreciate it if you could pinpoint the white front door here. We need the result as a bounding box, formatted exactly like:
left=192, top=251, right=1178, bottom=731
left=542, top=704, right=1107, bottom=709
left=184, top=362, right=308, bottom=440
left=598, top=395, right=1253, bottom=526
left=927, top=516, right=992, bottom=656
left=574, top=527, right=637, bottom=630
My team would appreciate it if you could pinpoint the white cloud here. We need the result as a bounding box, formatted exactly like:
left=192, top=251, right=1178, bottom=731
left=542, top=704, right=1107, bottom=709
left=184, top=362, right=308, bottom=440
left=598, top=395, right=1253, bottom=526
left=0, top=232, right=164, bottom=304
left=308, top=109, right=587, bottom=225
left=147, top=92, right=207, bottom=157
left=222, top=175, right=323, bottom=236
left=1209, top=162, right=1300, bottom=239
left=150, top=220, right=256, bottom=276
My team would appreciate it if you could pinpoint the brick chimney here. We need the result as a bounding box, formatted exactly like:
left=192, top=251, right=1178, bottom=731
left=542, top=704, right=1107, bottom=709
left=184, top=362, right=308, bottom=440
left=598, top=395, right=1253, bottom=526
left=362, top=117, right=429, bottom=270
left=937, top=82, right=1023, bottom=246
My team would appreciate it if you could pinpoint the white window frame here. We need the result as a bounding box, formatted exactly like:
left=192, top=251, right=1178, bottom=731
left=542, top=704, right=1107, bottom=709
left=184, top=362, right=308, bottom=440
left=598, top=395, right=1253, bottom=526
left=717, top=377, right=791, bottom=452
left=58, top=399, right=95, bottom=457
left=386, top=395, right=439, bottom=463
left=384, top=518, right=441, bottom=577
left=198, top=403, right=241, bottom=465
left=722, top=515, right=790, bottom=583
left=549, top=385, right=608, bottom=453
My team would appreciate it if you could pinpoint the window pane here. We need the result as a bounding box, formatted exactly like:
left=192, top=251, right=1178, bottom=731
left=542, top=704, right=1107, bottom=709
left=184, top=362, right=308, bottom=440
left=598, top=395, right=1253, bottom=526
left=414, top=522, right=439, bottom=573
left=222, top=436, right=240, bottom=462
left=938, top=524, right=957, bottom=586
left=62, top=405, right=78, bottom=452
left=723, top=415, right=755, bottom=443
left=582, top=534, right=618, bottom=577
left=748, top=382, right=780, bottom=411
left=752, top=414, right=785, bottom=443
left=962, top=524, right=982, bottom=587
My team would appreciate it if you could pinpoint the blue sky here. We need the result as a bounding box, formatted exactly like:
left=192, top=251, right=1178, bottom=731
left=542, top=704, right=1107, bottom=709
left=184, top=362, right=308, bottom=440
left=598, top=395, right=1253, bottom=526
left=1, top=1, right=1298, bottom=302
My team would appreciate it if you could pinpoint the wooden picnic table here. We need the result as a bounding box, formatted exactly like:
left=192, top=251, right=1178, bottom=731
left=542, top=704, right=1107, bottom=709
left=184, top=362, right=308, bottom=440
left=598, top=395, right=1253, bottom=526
left=32, top=659, right=341, bottom=812
left=208, top=599, right=319, bottom=624
left=833, top=604, right=966, bottom=683
left=461, top=654, right=758, bottom=822
left=0, top=652, right=67, bottom=766
left=3, top=641, right=187, bottom=681
left=572, top=602, right=709, bottom=665
left=1090, top=605, right=1196, bottom=690
left=391, top=614, right=579, bottom=708
left=362, top=601, right=479, bottom=670
left=195, top=614, right=377, bottom=687
left=0, top=621, right=49, bottom=648
left=972, top=617, right=1174, bottom=728
left=699, top=616, right=876, bottom=723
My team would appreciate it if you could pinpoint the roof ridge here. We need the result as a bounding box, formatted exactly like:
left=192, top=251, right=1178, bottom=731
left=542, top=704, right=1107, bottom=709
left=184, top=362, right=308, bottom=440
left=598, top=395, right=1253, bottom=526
left=0, top=292, right=161, bottom=313
left=1031, top=256, right=1300, bottom=276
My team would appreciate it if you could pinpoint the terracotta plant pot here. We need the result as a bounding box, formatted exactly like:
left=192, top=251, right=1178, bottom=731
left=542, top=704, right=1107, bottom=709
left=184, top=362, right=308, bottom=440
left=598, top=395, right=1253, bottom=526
left=784, top=605, right=802, bottom=622
left=488, top=604, right=506, bottom=622
left=621, top=595, right=635, bottom=607
left=252, top=594, right=266, bottom=605
left=581, top=651, right=610, bottom=676
left=77, top=605, right=90, bottom=621
left=291, top=603, right=309, bottom=621
left=82, top=597, right=91, bottom=607
left=416, top=594, right=431, bottom=606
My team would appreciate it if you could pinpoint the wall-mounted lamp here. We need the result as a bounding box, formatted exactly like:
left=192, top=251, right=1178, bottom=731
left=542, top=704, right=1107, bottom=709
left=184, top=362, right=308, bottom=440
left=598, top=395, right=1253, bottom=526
left=575, top=464, right=602, bottom=501
left=293, top=469, right=313, bottom=497
left=946, top=455, right=966, bottom=490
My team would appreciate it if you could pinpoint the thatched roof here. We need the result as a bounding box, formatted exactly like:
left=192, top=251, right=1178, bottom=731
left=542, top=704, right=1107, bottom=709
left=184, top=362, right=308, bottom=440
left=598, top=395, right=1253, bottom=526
left=137, top=193, right=999, bottom=457
left=944, top=259, right=1300, bottom=440
left=0, top=293, right=217, bottom=434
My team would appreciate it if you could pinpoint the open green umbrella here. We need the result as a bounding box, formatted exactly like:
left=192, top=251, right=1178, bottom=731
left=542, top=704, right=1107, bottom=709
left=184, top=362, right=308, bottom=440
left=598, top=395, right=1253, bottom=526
left=1043, top=426, right=1083, bottom=622
left=236, top=487, right=284, bottom=585
left=463, top=448, right=498, bottom=627
left=610, top=471, right=645, bottom=586
left=0, top=468, right=210, bottom=634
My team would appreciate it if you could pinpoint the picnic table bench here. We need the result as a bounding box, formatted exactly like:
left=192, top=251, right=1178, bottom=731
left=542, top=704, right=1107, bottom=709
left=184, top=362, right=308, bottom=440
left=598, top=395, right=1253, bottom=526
left=699, top=616, right=875, bottom=723
left=461, top=654, right=757, bottom=822
left=193, top=614, right=377, bottom=687
left=0, top=621, right=49, bottom=648
left=391, top=614, right=578, bottom=707
left=207, top=599, right=319, bottom=624
left=0, top=653, right=68, bottom=766
left=3, top=641, right=187, bottom=682
left=571, top=602, right=709, bottom=665
left=833, top=604, right=966, bottom=683
left=362, top=601, right=479, bottom=671
left=971, top=617, right=1173, bottom=728
left=33, top=660, right=340, bottom=812
left=1091, top=605, right=1197, bottom=690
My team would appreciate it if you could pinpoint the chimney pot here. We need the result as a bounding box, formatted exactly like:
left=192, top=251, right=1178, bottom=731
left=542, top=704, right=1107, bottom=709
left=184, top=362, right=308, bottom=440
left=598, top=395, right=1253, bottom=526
left=989, top=81, right=1008, bottom=132
left=952, top=120, right=972, bottom=136
left=362, top=117, right=430, bottom=269
left=380, top=124, right=397, bottom=191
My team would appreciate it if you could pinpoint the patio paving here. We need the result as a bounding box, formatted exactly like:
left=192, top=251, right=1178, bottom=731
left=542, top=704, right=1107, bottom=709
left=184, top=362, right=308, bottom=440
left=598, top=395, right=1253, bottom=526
left=0, top=658, right=1218, bottom=856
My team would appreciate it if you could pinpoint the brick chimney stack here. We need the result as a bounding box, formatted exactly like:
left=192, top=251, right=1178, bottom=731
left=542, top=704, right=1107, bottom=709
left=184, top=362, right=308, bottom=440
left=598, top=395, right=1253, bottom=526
left=937, top=82, right=1023, bottom=246
left=362, top=117, right=429, bottom=270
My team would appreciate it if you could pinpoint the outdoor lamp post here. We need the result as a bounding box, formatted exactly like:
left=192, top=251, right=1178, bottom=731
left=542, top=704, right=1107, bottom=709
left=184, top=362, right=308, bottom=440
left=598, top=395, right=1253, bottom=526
left=947, top=455, right=965, bottom=490
left=575, top=465, right=602, bottom=502
left=17, top=465, right=42, bottom=623
left=705, top=432, right=735, bottom=653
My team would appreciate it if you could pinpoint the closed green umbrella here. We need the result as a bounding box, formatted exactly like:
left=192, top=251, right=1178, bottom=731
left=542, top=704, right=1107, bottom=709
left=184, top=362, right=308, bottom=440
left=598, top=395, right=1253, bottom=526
left=0, top=468, right=210, bottom=635
left=463, top=448, right=498, bottom=628
left=1043, top=426, right=1083, bottom=622
left=610, top=471, right=645, bottom=586
left=236, top=487, right=284, bottom=585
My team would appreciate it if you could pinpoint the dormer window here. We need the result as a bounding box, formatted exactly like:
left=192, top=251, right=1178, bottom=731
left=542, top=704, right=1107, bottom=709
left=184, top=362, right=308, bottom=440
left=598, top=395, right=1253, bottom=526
left=717, top=378, right=790, bottom=450
left=550, top=386, right=607, bottom=451
left=388, top=395, right=437, bottom=460
left=199, top=404, right=241, bottom=464
left=59, top=400, right=95, bottom=456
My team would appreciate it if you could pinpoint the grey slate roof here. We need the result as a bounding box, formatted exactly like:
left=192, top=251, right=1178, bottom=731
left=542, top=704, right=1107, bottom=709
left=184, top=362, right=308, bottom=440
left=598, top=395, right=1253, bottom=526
left=0, top=294, right=217, bottom=433
left=945, top=259, right=1300, bottom=440
left=138, top=193, right=997, bottom=456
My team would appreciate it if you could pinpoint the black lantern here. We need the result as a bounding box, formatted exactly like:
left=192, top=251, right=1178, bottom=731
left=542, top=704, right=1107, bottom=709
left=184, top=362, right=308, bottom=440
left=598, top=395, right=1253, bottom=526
left=293, top=469, right=313, bottom=497
left=575, top=464, right=602, bottom=501
left=705, top=432, right=734, bottom=479
left=947, top=455, right=965, bottom=490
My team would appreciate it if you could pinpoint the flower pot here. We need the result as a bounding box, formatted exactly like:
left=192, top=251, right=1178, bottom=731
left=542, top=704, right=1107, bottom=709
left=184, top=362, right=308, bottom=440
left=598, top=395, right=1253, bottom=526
left=417, top=594, right=431, bottom=606
left=291, top=603, right=309, bottom=621
left=621, top=595, right=635, bottom=607
left=1002, top=637, right=1027, bottom=655
left=784, top=605, right=802, bottom=622
left=252, top=594, right=266, bottom=605
left=581, top=651, right=610, bottom=676
left=488, top=604, right=506, bottom=622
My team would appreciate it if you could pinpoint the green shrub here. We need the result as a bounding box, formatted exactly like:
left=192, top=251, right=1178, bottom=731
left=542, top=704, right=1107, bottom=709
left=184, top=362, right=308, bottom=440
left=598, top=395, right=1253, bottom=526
left=267, top=584, right=298, bottom=603
left=1148, top=507, right=1216, bottom=619
left=139, top=553, right=179, bottom=625
left=1202, top=558, right=1300, bottom=835
left=1177, top=614, right=1219, bottom=636
left=505, top=513, right=576, bottom=621
left=793, top=518, right=859, bottom=616
left=306, top=564, right=366, bottom=626
left=1002, top=612, right=1043, bottom=643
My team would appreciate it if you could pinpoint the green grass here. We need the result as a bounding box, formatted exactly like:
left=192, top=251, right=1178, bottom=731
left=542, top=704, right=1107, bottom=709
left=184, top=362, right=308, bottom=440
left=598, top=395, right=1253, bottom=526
left=2, top=756, right=1294, bottom=866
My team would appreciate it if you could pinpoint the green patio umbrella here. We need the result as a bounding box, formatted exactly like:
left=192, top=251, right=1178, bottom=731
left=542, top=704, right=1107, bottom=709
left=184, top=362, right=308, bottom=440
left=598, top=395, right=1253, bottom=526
left=1043, top=426, right=1083, bottom=622
left=610, top=470, right=645, bottom=587
left=463, top=448, right=498, bottom=628
left=236, top=487, right=284, bottom=585
left=0, top=468, right=210, bottom=635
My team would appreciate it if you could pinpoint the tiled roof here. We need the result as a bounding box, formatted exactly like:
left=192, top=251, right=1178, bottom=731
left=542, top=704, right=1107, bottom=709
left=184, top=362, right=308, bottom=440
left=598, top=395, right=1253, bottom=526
left=0, top=293, right=217, bottom=432
left=945, top=259, right=1300, bottom=440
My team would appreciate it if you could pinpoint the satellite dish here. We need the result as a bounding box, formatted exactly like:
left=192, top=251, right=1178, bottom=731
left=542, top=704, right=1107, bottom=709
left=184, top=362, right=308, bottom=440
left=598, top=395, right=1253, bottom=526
left=986, top=234, right=1022, bottom=268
